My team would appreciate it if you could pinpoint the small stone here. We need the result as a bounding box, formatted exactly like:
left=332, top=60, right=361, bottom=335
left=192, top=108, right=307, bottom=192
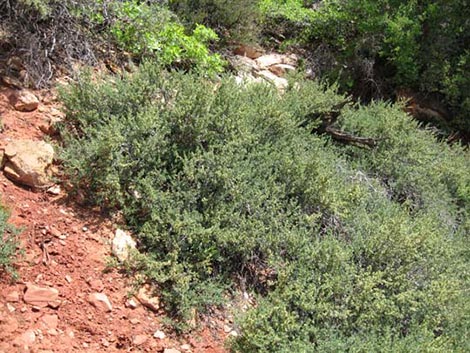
left=164, top=349, right=181, bottom=353
left=88, top=293, right=113, bottom=312
left=65, top=275, right=73, bottom=283
left=125, top=298, right=139, bottom=309
left=181, top=344, right=191, bottom=351
left=6, top=303, right=16, bottom=312
left=48, top=300, right=61, bottom=309
left=46, top=185, right=61, bottom=195
left=268, top=63, right=296, bottom=77
left=88, top=279, right=104, bottom=292
left=223, top=324, right=232, bottom=333
left=48, top=226, right=61, bottom=238
left=233, top=44, right=264, bottom=59
left=133, top=334, right=148, bottom=346
left=24, top=283, right=59, bottom=307
left=229, top=330, right=239, bottom=337
left=101, top=338, right=110, bottom=347
left=82, top=226, right=88, bottom=232
left=47, top=328, right=58, bottom=336
left=11, top=89, right=39, bottom=112
left=6, top=290, right=20, bottom=302
left=129, top=318, right=140, bottom=325
left=153, top=330, right=166, bottom=339
left=32, top=305, right=41, bottom=312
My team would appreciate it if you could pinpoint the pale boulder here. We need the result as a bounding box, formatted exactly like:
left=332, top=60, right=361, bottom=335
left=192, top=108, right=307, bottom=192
left=112, top=229, right=137, bottom=262
left=11, top=89, right=39, bottom=112
left=228, top=55, right=259, bottom=74
left=3, top=139, right=54, bottom=188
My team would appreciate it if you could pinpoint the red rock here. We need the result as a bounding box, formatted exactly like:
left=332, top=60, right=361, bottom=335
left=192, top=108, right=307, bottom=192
left=5, top=290, right=20, bottom=302
left=88, top=279, right=104, bottom=292
left=268, top=63, right=296, bottom=77
left=24, top=283, right=59, bottom=307
left=88, top=292, right=112, bottom=312
left=41, top=314, right=58, bottom=329
left=133, top=334, right=148, bottom=346
left=233, top=44, right=263, bottom=59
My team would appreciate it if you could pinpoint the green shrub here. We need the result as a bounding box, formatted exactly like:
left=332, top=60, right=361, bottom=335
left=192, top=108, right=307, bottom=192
left=60, top=63, right=469, bottom=348
left=0, top=204, right=18, bottom=277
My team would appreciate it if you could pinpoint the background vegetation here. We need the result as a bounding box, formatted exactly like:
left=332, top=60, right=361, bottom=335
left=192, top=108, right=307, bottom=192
left=3, top=0, right=467, bottom=136
left=258, top=0, right=470, bottom=137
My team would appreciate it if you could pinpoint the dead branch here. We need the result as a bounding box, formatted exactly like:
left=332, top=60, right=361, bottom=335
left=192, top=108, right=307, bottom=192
left=304, top=100, right=381, bottom=148
left=324, top=126, right=380, bottom=148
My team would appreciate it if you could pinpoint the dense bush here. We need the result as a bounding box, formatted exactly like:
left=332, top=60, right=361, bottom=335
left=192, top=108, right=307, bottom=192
left=60, top=63, right=469, bottom=349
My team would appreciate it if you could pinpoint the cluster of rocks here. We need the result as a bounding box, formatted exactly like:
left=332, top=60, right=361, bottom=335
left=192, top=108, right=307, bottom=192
left=1, top=89, right=59, bottom=189
left=229, top=44, right=298, bottom=91
left=2, top=280, right=187, bottom=352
